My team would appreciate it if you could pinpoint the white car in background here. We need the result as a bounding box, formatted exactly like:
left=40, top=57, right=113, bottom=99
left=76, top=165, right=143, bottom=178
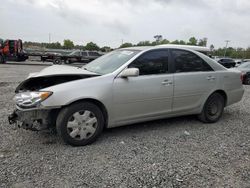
left=9, top=45, right=244, bottom=146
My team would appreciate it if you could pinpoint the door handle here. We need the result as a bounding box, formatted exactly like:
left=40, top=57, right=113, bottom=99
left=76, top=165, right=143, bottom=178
left=161, top=80, right=173, bottom=85
left=207, top=76, right=216, bottom=80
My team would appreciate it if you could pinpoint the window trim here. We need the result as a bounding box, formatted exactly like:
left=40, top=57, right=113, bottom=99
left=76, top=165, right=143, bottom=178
left=127, top=49, right=171, bottom=76
left=169, top=48, right=214, bottom=73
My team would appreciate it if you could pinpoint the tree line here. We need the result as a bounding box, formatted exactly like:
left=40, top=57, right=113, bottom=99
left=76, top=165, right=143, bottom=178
left=119, top=37, right=207, bottom=48
left=23, top=40, right=112, bottom=52
left=23, top=37, right=250, bottom=59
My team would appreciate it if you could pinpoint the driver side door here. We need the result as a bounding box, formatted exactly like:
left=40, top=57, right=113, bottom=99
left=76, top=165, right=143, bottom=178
left=112, top=49, right=174, bottom=125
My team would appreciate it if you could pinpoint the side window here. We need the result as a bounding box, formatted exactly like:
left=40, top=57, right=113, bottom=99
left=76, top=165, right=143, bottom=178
left=171, top=49, right=213, bottom=73
left=128, top=50, right=169, bottom=75
left=81, top=52, right=87, bottom=56
left=88, top=52, right=100, bottom=56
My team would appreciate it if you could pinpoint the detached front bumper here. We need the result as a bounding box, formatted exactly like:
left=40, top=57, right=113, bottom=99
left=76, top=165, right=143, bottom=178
left=8, top=108, right=58, bottom=131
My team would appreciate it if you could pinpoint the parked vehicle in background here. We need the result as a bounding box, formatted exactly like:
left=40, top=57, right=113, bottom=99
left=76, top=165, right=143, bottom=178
left=0, top=39, right=28, bottom=62
left=0, top=39, right=5, bottom=63
left=234, top=59, right=243, bottom=67
left=216, top=58, right=236, bottom=68
left=242, top=59, right=250, bottom=63
left=9, top=45, right=244, bottom=146
left=234, top=61, right=250, bottom=84
left=41, top=52, right=62, bottom=62
left=41, top=50, right=102, bottom=64
left=63, top=50, right=102, bottom=64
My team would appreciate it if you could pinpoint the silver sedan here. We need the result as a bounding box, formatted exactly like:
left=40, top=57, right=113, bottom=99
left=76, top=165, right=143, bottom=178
left=9, top=45, right=244, bottom=146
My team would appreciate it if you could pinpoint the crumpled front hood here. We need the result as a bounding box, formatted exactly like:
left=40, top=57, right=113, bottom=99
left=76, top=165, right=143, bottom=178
left=16, top=65, right=100, bottom=92
left=28, top=65, right=97, bottom=78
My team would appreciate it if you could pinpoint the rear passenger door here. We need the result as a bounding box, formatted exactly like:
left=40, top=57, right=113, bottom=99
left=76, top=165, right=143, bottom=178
left=170, top=49, right=217, bottom=113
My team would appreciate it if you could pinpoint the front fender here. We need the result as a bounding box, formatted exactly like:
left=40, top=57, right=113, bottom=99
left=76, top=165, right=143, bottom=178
left=40, top=74, right=113, bottom=110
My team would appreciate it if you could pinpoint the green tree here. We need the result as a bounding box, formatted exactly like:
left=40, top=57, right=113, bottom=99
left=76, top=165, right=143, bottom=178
left=63, top=39, right=74, bottom=49
left=187, top=37, right=198, bottom=45
left=245, top=47, right=250, bottom=59
left=210, top=44, right=215, bottom=51
left=74, top=45, right=85, bottom=50
left=46, top=42, right=62, bottom=49
left=179, top=40, right=186, bottom=45
left=160, top=39, right=170, bottom=45
left=100, top=46, right=112, bottom=52
left=85, top=42, right=100, bottom=51
left=119, top=42, right=133, bottom=48
left=198, top=38, right=207, bottom=47
left=171, top=40, right=180, bottom=44
left=137, top=41, right=152, bottom=46
left=151, top=41, right=158, bottom=46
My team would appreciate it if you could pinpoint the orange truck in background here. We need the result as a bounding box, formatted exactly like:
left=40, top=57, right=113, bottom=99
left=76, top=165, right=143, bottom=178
left=0, top=39, right=28, bottom=63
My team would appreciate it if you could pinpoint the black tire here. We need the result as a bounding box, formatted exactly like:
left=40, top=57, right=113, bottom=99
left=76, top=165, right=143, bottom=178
left=56, top=102, right=104, bottom=146
left=65, top=59, right=71, bottom=64
left=245, top=76, right=250, bottom=85
left=53, top=58, right=62, bottom=65
left=198, top=93, right=225, bottom=123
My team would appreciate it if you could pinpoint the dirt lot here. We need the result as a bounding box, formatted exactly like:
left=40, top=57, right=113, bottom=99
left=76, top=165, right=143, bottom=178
left=0, top=62, right=250, bottom=188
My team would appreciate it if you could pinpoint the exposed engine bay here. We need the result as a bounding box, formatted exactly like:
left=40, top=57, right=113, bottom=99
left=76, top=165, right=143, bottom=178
left=9, top=73, right=99, bottom=130
left=15, top=74, right=98, bottom=92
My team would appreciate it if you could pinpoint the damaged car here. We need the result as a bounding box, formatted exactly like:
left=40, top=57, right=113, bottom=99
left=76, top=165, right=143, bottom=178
left=9, top=45, right=244, bottom=146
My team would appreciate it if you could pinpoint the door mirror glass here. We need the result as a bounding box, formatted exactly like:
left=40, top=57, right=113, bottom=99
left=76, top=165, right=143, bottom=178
left=120, top=68, right=139, bottom=78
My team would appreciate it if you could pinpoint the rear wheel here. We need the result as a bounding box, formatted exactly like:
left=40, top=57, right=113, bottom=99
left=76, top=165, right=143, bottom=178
left=198, top=93, right=225, bottom=123
left=56, top=102, right=104, bottom=146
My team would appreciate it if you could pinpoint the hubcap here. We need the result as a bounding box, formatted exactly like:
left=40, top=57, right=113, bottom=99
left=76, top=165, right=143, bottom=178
left=208, top=102, right=218, bottom=115
left=67, top=110, right=97, bottom=140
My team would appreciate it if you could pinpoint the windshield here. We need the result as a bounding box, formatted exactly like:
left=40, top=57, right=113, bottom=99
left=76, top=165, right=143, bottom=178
left=238, top=62, right=250, bottom=68
left=83, top=50, right=140, bottom=74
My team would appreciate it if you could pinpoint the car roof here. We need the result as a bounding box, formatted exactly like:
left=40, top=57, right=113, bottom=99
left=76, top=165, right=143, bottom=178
left=122, top=44, right=210, bottom=52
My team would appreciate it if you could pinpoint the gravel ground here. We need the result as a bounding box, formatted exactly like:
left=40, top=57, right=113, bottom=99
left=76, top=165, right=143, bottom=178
left=0, top=63, right=250, bottom=188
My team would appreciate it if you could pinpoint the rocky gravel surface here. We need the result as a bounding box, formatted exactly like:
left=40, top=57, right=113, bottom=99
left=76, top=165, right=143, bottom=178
left=0, top=63, right=250, bottom=188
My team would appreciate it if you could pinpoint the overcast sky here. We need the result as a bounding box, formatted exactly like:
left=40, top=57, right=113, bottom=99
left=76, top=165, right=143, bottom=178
left=1, top=0, right=250, bottom=48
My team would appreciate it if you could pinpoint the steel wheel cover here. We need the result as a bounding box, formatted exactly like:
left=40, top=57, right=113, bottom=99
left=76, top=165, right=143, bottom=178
left=66, top=110, right=98, bottom=140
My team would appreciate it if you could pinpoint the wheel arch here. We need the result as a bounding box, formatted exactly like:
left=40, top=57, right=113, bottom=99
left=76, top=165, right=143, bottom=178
left=64, top=98, right=109, bottom=128
left=209, top=89, right=228, bottom=107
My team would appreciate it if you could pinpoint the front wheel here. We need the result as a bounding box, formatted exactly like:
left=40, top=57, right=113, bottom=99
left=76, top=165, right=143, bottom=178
left=56, top=102, right=104, bottom=146
left=198, top=93, right=225, bottom=123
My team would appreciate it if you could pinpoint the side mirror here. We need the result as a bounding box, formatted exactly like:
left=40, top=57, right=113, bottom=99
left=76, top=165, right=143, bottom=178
left=120, top=68, right=139, bottom=78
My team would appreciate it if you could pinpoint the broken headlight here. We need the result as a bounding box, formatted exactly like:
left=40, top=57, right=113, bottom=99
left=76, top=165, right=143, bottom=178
left=14, top=91, right=52, bottom=108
